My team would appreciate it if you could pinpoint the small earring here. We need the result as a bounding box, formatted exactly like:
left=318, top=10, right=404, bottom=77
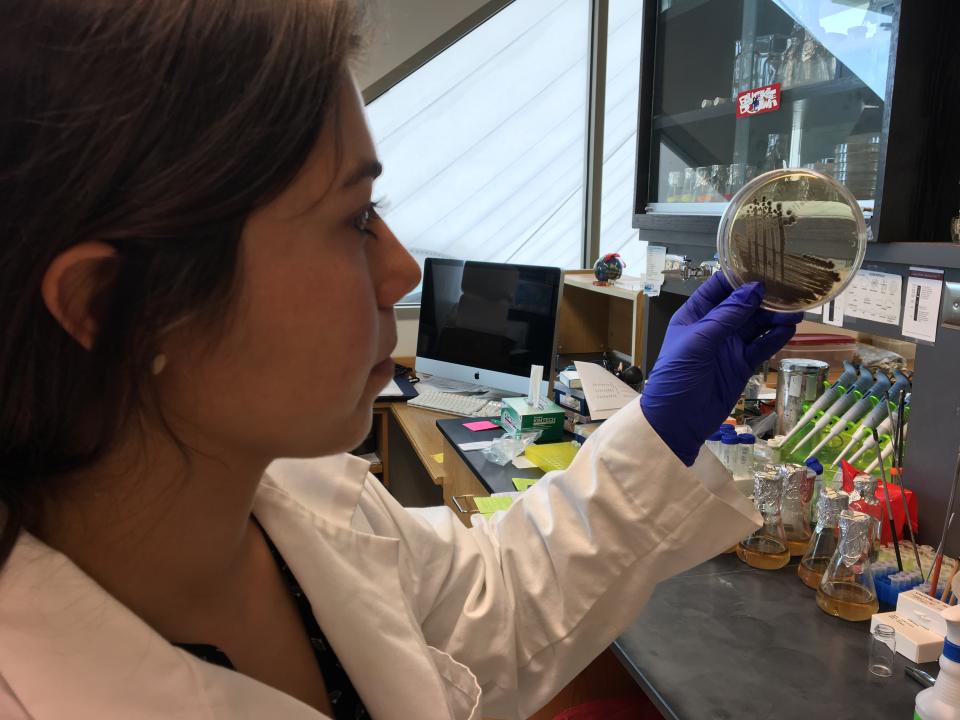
left=151, top=354, right=168, bottom=376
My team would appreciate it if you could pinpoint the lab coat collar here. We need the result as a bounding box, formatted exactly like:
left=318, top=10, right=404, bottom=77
left=0, top=455, right=478, bottom=719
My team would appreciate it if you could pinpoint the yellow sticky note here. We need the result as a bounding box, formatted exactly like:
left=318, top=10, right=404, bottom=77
left=512, top=478, right=539, bottom=492
left=474, top=496, right=515, bottom=515
left=431, top=453, right=444, bottom=464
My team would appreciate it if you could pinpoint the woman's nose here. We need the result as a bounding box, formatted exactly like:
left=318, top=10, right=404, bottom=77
left=373, top=220, right=421, bottom=308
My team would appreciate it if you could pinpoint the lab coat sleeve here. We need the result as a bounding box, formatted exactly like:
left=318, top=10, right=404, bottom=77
left=355, top=400, right=760, bottom=720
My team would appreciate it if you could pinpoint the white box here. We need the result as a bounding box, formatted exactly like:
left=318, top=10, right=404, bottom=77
left=897, top=589, right=953, bottom=638
left=871, top=611, right=944, bottom=663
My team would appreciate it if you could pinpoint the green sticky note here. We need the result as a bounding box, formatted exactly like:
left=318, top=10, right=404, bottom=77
left=512, top=477, right=539, bottom=492
left=474, top=496, right=515, bottom=515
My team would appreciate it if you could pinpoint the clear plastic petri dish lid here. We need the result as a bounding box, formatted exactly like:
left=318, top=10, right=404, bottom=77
left=717, top=168, right=867, bottom=312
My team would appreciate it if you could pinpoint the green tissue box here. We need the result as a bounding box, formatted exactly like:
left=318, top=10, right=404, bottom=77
left=500, top=397, right=565, bottom=442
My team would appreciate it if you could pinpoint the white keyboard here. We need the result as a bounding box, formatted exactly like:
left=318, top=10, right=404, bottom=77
left=407, top=391, right=502, bottom=418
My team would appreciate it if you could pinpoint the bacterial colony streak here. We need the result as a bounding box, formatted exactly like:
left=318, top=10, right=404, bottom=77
left=732, top=195, right=841, bottom=307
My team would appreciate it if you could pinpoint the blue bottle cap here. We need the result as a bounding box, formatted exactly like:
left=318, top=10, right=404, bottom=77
left=708, top=431, right=724, bottom=442
left=721, top=435, right=740, bottom=445
left=719, top=425, right=737, bottom=434
left=738, top=434, right=756, bottom=444
left=805, top=457, right=824, bottom=475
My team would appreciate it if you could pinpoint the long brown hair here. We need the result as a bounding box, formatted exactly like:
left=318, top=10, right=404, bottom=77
left=0, top=0, right=366, bottom=564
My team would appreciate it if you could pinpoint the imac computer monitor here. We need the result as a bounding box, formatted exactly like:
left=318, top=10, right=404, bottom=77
left=416, top=258, right=562, bottom=397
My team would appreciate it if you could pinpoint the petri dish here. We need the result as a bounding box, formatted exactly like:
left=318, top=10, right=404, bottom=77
left=717, top=168, right=867, bottom=312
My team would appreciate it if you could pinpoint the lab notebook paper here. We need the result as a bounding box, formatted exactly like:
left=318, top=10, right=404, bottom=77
left=573, top=361, right=639, bottom=420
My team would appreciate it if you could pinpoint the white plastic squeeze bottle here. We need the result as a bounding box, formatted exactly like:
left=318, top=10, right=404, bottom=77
left=915, top=606, right=960, bottom=719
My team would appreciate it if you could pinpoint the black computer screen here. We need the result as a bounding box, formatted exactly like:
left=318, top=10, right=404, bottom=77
left=416, top=258, right=561, bottom=379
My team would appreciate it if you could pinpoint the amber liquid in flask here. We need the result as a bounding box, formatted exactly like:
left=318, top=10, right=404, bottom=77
left=816, top=509, right=879, bottom=622
left=816, top=580, right=879, bottom=622
left=737, top=469, right=791, bottom=570
left=798, top=488, right=849, bottom=590
left=738, top=535, right=791, bottom=570
left=798, top=556, right=831, bottom=589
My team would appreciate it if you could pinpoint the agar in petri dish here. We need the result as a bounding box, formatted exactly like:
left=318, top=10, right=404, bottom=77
left=717, top=169, right=867, bottom=312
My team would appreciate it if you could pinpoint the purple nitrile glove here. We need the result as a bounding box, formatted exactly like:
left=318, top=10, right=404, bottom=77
left=640, top=273, right=802, bottom=466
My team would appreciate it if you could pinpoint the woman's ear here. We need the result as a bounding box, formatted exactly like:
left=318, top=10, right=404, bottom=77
left=41, top=241, right=119, bottom=351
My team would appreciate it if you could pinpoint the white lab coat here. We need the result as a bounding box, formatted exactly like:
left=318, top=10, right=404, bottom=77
left=0, top=402, right=760, bottom=720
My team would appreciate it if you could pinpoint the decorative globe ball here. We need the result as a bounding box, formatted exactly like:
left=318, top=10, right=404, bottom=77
left=593, top=253, right=625, bottom=284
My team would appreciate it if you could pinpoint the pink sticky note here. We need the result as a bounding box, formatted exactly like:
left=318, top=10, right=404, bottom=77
left=464, top=420, right=499, bottom=432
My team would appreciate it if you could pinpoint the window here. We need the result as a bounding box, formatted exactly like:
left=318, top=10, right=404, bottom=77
left=597, top=0, right=644, bottom=266
left=365, top=0, right=592, bottom=303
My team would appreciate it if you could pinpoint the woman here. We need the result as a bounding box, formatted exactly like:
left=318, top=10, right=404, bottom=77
left=0, top=2, right=801, bottom=719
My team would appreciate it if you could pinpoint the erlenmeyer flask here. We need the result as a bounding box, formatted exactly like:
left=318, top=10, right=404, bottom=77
left=737, top=469, right=790, bottom=570
left=849, top=473, right=883, bottom=561
left=798, top=488, right=849, bottom=589
left=817, top=509, right=879, bottom=621
left=780, top=463, right=815, bottom=556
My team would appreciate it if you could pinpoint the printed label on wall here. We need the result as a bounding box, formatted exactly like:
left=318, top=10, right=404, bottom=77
left=736, top=83, right=781, bottom=117
left=844, top=270, right=903, bottom=326
left=901, top=267, right=944, bottom=344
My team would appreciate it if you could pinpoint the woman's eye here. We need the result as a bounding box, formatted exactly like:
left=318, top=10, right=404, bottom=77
left=354, top=202, right=381, bottom=235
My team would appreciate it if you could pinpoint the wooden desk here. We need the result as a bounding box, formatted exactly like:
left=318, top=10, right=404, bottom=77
left=379, top=402, right=505, bottom=520
left=389, top=402, right=452, bottom=485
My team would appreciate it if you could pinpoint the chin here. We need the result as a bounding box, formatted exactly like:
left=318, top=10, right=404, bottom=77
left=289, top=405, right=375, bottom=459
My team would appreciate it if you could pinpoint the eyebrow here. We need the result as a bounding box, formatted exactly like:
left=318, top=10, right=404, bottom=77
left=342, top=160, right=383, bottom=189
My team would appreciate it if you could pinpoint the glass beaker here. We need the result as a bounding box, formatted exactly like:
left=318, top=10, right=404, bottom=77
left=849, top=473, right=883, bottom=561
left=681, top=167, right=696, bottom=202
left=798, top=488, right=849, bottom=589
left=817, top=509, right=879, bottom=621
left=737, top=469, right=790, bottom=570
left=708, top=164, right=726, bottom=202
left=694, top=167, right=713, bottom=202
left=725, top=164, right=746, bottom=199
left=781, top=464, right=815, bottom=556
left=667, top=170, right=683, bottom=202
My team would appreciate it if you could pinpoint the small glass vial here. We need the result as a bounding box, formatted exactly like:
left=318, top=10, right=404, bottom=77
left=849, top=473, right=883, bottom=560
left=720, top=434, right=740, bottom=473
left=817, top=509, right=880, bottom=622
left=736, top=434, right=756, bottom=479
left=869, top=624, right=896, bottom=677
left=780, top=464, right=815, bottom=556
left=798, top=488, right=850, bottom=589
left=737, top=469, right=791, bottom=570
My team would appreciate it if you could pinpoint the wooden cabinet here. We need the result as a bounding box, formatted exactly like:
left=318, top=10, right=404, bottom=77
left=557, top=270, right=644, bottom=365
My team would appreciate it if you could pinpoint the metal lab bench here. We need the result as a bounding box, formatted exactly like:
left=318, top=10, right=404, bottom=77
left=614, top=554, right=936, bottom=719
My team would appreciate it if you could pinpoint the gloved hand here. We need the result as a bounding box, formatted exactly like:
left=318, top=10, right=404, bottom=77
left=640, top=273, right=802, bottom=466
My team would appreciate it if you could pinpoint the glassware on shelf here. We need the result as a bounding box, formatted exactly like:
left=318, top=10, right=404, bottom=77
left=717, top=168, right=868, bottom=312
left=798, top=487, right=850, bottom=589
left=725, top=164, right=746, bottom=199
left=708, top=165, right=727, bottom=202
left=780, top=464, right=815, bottom=556
left=816, top=509, right=880, bottom=622
left=849, top=473, right=883, bottom=561
left=737, top=468, right=791, bottom=570
left=681, top=167, right=696, bottom=202
left=753, top=34, right=789, bottom=87
left=762, top=134, right=788, bottom=173
left=869, top=624, right=896, bottom=677
left=694, top=166, right=713, bottom=202
left=834, top=134, right=881, bottom=200
left=667, top=170, right=683, bottom=203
